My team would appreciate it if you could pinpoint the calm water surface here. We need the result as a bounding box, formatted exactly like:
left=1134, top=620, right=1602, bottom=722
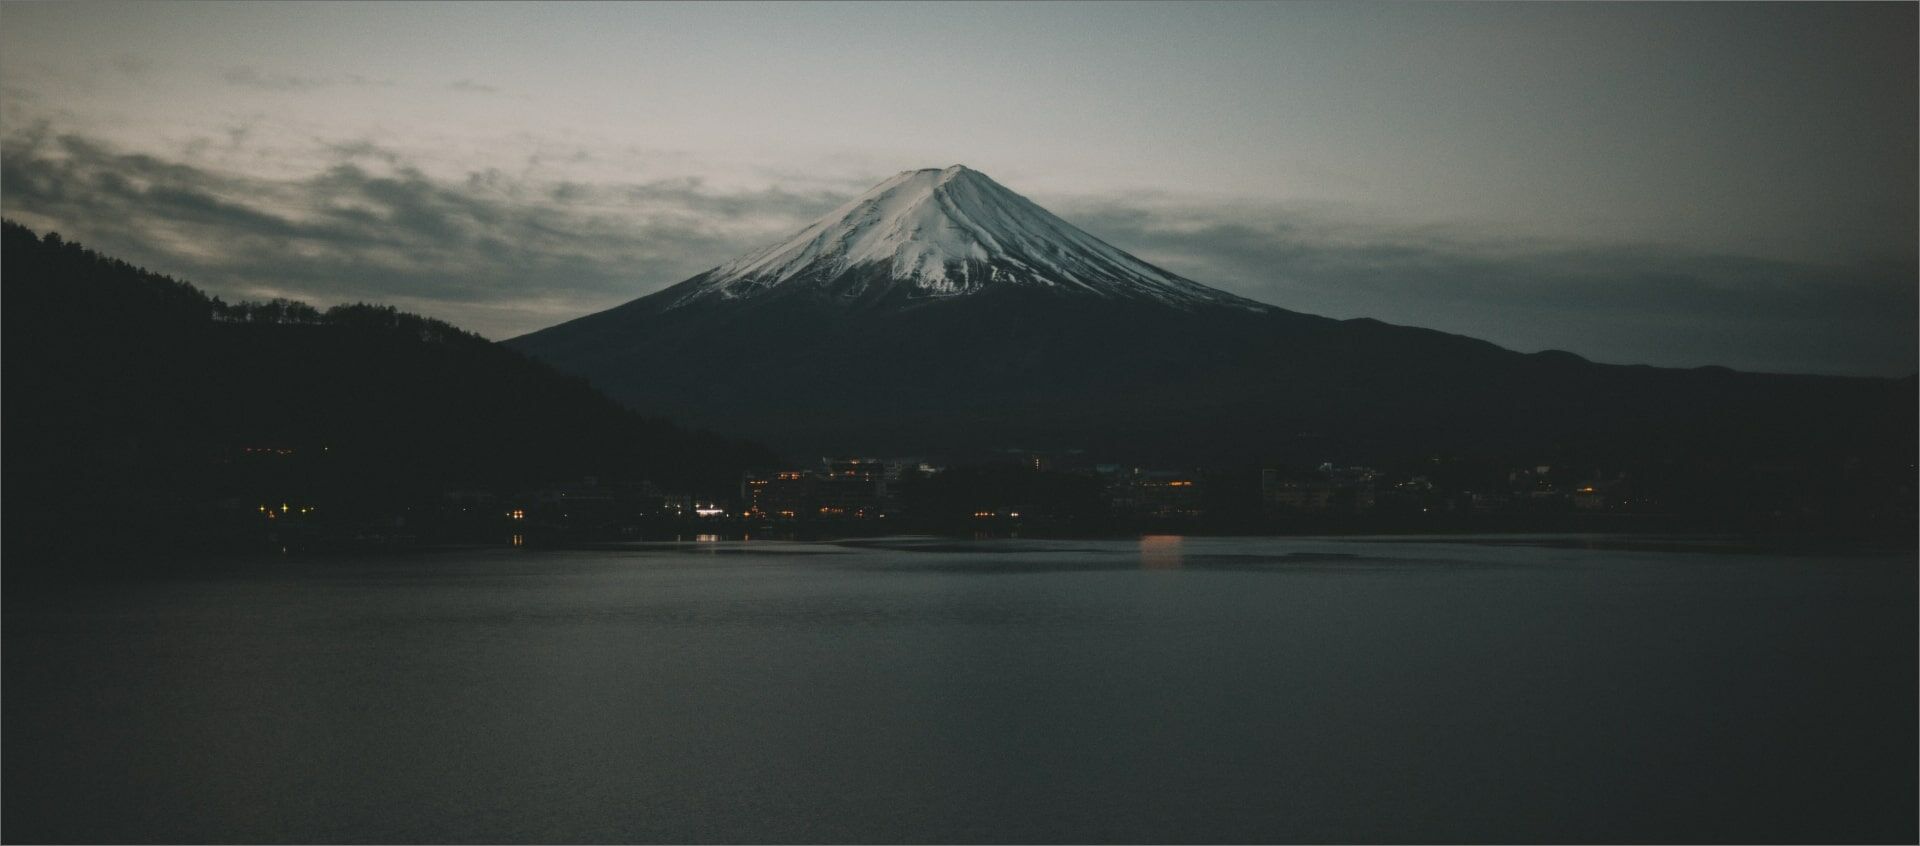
left=5, top=535, right=1915, bottom=843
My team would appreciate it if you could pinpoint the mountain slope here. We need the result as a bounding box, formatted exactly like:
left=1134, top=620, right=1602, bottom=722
left=507, top=168, right=1914, bottom=470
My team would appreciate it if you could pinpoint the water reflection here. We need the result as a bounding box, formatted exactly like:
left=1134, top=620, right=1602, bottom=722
left=1140, top=535, right=1185, bottom=570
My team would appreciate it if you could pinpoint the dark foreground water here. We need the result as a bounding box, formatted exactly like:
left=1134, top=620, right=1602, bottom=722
left=5, top=535, right=1915, bottom=843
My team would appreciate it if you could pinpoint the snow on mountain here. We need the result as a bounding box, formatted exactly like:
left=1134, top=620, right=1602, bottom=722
left=668, top=165, right=1267, bottom=311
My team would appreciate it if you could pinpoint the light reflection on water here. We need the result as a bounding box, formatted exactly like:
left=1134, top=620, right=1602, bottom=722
left=1139, top=534, right=1184, bottom=570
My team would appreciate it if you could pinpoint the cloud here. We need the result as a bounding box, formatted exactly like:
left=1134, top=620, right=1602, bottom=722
left=447, top=79, right=499, bottom=94
left=0, top=127, right=848, bottom=339
left=1058, top=198, right=1917, bottom=376
left=220, top=66, right=393, bottom=91
left=1, top=124, right=1911, bottom=376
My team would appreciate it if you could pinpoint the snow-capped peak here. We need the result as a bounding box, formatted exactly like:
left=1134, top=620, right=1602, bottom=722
left=668, top=165, right=1267, bottom=311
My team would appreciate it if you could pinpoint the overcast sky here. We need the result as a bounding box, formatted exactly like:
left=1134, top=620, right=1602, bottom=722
left=2, top=1, right=1913, bottom=375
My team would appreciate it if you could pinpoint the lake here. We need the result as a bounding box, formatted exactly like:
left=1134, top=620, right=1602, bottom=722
left=4, top=535, right=1914, bottom=843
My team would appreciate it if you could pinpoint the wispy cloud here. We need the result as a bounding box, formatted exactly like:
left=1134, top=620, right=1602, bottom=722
left=447, top=79, right=499, bottom=94
left=1060, top=198, right=1917, bottom=376
left=220, top=66, right=393, bottom=92
left=0, top=127, right=848, bottom=339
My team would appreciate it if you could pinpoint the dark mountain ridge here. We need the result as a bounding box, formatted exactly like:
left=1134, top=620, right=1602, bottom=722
left=1, top=220, right=776, bottom=559
left=508, top=168, right=1913, bottom=475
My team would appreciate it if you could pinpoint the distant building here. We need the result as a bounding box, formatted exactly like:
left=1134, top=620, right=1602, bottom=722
left=508, top=478, right=627, bottom=527
left=1470, top=492, right=1512, bottom=512
left=1572, top=476, right=1631, bottom=511
left=1504, top=465, right=1572, bottom=511
left=742, top=457, right=894, bottom=519
left=742, top=471, right=808, bottom=519
left=1264, top=477, right=1337, bottom=511
left=1262, top=465, right=1377, bottom=513
left=659, top=493, right=693, bottom=517
left=1109, top=469, right=1204, bottom=518
left=813, top=459, right=883, bottom=518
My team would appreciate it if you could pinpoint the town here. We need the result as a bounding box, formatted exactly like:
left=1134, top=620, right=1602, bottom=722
left=223, top=445, right=1911, bottom=548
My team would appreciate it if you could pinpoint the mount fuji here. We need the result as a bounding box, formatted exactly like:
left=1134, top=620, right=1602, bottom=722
left=662, top=165, right=1261, bottom=312
left=507, top=166, right=1908, bottom=464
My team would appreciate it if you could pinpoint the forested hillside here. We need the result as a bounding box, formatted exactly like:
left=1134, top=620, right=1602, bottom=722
left=2, top=220, right=775, bottom=560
